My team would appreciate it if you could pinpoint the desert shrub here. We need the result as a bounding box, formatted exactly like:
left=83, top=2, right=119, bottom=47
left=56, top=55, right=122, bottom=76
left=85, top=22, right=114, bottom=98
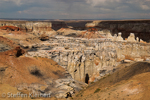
left=94, top=88, right=101, bottom=93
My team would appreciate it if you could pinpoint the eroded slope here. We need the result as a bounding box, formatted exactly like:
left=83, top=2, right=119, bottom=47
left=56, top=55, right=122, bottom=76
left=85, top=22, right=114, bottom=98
left=74, top=62, right=150, bottom=100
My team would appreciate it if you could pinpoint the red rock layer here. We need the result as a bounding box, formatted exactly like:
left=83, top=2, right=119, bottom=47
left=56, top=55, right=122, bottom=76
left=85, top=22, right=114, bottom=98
left=0, top=26, right=22, bottom=31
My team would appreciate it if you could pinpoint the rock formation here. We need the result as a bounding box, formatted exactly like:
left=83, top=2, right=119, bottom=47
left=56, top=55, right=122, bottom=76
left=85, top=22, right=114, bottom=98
left=26, top=32, right=150, bottom=84
left=1, top=20, right=148, bottom=85
left=126, top=33, right=136, bottom=42
left=116, top=32, right=124, bottom=41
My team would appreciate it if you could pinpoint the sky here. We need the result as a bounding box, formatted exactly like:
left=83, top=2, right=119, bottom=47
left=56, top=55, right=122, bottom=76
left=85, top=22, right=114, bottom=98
left=0, top=0, right=150, bottom=19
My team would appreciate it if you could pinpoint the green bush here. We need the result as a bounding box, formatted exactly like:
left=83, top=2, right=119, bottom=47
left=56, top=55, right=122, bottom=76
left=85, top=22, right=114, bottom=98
left=94, top=88, right=101, bottom=93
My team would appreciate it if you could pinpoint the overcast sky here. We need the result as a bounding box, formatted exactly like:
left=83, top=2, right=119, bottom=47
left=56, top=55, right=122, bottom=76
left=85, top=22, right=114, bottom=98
left=0, top=0, right=150, bottom=19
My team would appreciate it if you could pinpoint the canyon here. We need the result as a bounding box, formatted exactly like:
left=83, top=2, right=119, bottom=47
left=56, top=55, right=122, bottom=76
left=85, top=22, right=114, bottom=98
left=0, top=20, right=150, bottom=99
left=27, top=33, right=150, bottom=83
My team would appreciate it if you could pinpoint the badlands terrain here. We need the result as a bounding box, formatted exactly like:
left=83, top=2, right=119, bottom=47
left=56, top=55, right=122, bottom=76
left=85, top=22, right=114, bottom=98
left=0, top=20, right=150, bottom=100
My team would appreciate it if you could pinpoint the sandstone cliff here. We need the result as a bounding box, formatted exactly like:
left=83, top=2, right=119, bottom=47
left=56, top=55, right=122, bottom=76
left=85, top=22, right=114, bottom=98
left=0, top=21, right=52, bottom=32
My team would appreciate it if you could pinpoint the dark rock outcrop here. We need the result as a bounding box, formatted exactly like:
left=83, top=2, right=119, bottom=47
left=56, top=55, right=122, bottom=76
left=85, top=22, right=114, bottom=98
left=95, top=20, right=150, bottom=42
left=66, top=21, right=93, bottom=30
left=51, top=21, right=68, bottom=31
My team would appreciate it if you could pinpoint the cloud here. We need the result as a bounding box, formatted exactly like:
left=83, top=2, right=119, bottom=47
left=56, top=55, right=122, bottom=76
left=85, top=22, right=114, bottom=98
left=12, top=0, right=22, bottom=6
left=141, top=4, right=150, bottom=10
left=0, top=0, right=150, bottom=19
left=86, top=0, right=122, bottom=7
left=86, top=0, right=150, bottom=11
left=3, top=0, right=22, bottom=6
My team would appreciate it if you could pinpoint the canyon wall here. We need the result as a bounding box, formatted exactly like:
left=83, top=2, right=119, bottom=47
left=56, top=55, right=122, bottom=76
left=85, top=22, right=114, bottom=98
left=0, top=21, right=52, bottom=32
left=51, top=21, right=68, bottom=30
left=66, top=21, right=92, bottom=30
left=88, top=20, right=150, bottom=42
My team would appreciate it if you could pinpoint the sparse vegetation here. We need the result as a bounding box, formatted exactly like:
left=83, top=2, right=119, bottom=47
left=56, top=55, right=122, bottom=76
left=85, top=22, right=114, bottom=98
left=109, top=80, right=112, bottom=83
left=33, top=56, right=38, bottom=59
left=102, top=77, right=106, bottom=79
left=90, top=82, right=94, bottom=84
left=94, top=88, right=101, bottom=93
